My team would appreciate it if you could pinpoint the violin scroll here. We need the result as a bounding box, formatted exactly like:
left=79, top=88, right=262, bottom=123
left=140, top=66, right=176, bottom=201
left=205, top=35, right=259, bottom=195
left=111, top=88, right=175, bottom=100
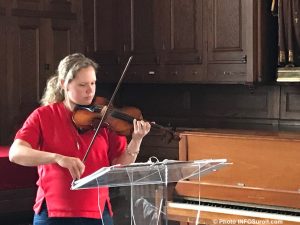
left=150, top=122, right=180, bottom=143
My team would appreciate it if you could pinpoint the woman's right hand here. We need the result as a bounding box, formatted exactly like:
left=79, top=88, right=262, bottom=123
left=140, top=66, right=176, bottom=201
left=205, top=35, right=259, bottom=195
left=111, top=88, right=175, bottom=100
left=55, top=154, right=85, bottom=180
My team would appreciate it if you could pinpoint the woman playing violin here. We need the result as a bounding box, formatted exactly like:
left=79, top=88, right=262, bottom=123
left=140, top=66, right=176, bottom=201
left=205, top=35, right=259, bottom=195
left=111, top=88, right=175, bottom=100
left=9, top=53, right=151, bottom=225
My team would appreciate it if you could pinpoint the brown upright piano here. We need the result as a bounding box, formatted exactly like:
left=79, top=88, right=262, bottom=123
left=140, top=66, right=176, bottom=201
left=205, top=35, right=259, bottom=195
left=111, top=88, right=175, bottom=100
left=167, top=130, right=300, bottom=224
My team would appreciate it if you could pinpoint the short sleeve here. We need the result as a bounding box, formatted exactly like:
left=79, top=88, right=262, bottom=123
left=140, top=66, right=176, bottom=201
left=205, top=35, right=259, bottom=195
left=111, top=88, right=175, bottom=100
left=107, top=130, right=127, bottom=164
left=15, top=109, right=42, bottom=149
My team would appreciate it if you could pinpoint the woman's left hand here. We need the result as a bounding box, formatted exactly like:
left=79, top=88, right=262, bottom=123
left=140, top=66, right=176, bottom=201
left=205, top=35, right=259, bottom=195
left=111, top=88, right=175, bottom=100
left=132, top=119, right=151, bottom=140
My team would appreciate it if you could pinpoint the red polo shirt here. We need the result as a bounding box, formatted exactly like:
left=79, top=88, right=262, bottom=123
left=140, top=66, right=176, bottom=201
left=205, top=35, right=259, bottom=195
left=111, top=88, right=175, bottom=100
left=15, top=102, right=126, bottom=218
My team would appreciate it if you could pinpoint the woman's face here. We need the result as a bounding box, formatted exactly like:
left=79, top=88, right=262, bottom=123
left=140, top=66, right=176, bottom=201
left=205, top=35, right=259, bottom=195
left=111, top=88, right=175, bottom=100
left=63, top=66, right=96, bottom=110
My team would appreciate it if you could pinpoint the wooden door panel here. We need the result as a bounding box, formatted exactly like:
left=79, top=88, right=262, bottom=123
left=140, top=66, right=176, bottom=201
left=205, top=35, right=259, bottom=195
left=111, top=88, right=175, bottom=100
left=94, top=0, right=118, bottom=52
left=207, top=0, right=247, bottom=63
left=52, top=22, right=71, bottom=69
left=0, top=5, right=4, bottom=15
left=164, top=0, right=203, bottom=65
left=19, top=25, right=40, bottom=105
left=0, top=2, right=82, bottom=145
left=130, top=0, right=160, bottom=65
left=133, top=0, right=155, bottom=52
left=5, top=17, right=41, bottom=143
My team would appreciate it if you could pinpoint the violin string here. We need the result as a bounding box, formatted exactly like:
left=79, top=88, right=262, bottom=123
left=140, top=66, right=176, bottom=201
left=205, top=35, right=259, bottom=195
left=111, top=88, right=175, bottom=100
left=110, top=110, right=134, bottom=123
left=110, top=110, right=174, bottom=134
left=94, top=105, right=129, bottom=120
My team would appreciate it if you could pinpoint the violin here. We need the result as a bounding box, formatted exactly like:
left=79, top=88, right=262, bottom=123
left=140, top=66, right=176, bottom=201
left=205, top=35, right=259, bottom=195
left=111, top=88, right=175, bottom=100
left=72, top=97, right=180, bottom=142
left=76, top=56, right=179, bottom=165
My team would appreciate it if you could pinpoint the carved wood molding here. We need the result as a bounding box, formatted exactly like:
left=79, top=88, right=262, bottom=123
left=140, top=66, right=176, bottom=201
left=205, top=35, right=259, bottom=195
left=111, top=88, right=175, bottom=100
left=11, top=9, right=76, bottom=20
left=49, top=0, right=71, bottom=11
left=0, top=7, right=4, bottom=16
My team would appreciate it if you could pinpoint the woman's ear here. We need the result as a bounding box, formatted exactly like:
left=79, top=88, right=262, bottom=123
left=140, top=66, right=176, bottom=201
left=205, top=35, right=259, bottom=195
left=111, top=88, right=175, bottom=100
left=60, top=79, right=66, bottom=91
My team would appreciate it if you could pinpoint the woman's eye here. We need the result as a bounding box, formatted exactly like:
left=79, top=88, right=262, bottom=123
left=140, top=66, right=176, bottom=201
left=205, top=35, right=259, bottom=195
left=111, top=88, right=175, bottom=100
left=78, top=82, right=95, bottom=87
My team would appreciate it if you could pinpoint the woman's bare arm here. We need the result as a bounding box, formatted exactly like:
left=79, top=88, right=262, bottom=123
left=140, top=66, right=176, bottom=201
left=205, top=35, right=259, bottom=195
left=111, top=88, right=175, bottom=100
left=9, top=139, right=85, bottom=179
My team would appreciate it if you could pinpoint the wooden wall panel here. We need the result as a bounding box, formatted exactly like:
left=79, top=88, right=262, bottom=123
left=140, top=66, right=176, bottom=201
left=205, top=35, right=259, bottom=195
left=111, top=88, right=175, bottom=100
left=190, top=85, right=280, bottom=119
left=280, top=86, right=300, bottom=121
left=119, top=84, right=191, bottom=121
left=0, top=2, right=6, bottom=145
left=52, top=25, right=71, bottom=68
left=172, top=0, right=196, bottom=50
left=82, top=0, right=94, bottom=53
left=19, top=25, right=40, bottom=107
left=0, top=15, right=6, bottom=144
left=94, top=0, right=117, bottom=52
left=118, top=84, right=284, bottom=130
left=133, top=0, right=155, bottom=52
left=164, top=0, right=203, bottom=65
left=0, top=1, right=83, bottom=145
left=14, top=0, right=41, bottom=11
left=11, top=0, right=76, bottom=19
left=207, top=0, right=244, bottom=62
left=5, top=18, right=41, bottom=144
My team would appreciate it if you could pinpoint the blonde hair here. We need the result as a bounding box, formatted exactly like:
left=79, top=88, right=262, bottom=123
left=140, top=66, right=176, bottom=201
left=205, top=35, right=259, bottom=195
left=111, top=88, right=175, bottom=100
left=40, top=53, right=98, bottom=106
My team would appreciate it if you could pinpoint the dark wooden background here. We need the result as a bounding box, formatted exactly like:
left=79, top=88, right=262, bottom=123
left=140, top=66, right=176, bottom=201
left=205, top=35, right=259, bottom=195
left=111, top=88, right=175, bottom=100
left=1, top=1, right=300, bottom=224
left=1, top=0, right=299, bottom=146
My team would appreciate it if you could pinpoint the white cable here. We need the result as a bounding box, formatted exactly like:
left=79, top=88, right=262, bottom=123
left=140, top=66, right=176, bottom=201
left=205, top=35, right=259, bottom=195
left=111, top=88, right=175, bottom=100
left=96, top=178, right=105, bottom=225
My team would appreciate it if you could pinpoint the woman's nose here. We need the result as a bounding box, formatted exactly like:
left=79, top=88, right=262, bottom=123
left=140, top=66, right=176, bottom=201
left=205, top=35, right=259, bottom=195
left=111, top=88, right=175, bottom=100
left=86, top=85, right=94, bottom=94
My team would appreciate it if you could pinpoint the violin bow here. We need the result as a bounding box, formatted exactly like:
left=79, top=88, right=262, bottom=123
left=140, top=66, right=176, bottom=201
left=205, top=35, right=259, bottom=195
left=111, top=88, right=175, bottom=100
left=82, top=56, right=133, bottom=164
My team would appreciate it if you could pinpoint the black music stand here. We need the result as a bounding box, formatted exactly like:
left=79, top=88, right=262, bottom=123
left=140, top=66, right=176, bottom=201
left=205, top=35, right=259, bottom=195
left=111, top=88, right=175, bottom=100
left=71, top=159, right=229, bottom=225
